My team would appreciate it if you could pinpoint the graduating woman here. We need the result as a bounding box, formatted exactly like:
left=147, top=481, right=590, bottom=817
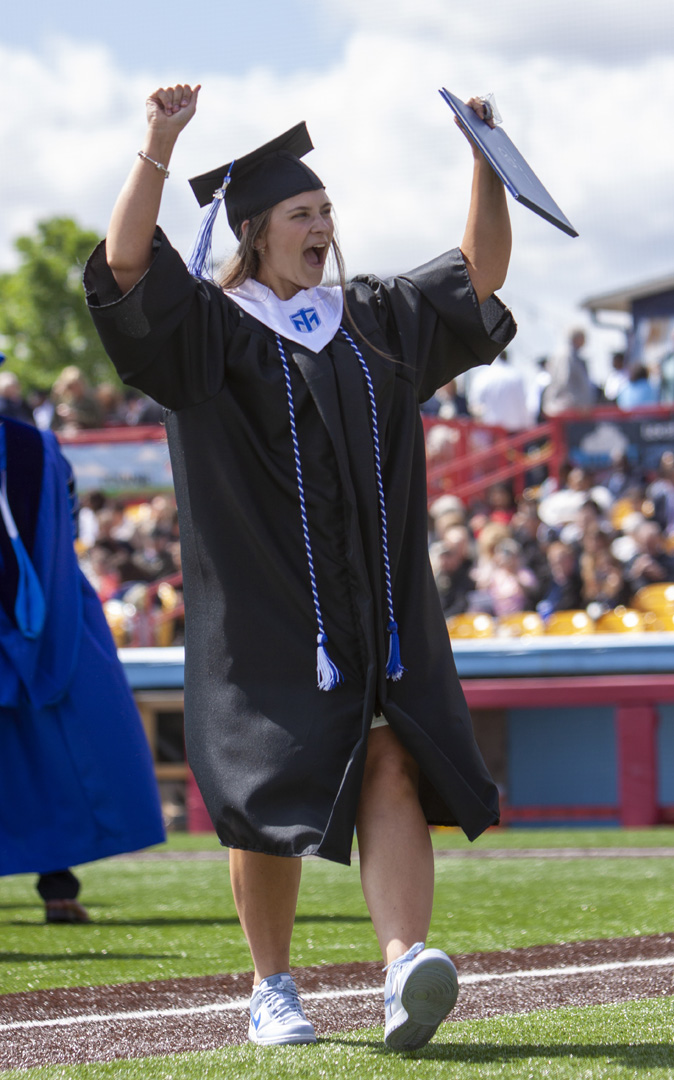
left=85, top=83, right=515, bottom=1051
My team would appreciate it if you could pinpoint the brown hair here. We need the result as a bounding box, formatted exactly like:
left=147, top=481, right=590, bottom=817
left=216, top=208, right=273, bottom=291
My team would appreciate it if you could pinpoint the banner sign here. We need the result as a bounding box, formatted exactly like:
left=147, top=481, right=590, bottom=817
left=565, top=415, right=674, bottom=473
left=59, top=437, right=174, bottom=495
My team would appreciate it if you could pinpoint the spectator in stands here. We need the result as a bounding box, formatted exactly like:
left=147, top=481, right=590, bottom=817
left=77, top=490, right=107, bottom=548
left=541, top=329, right=595, bottom=416
left=95, top=382, right=128, bottom=426
left=0, top=371, right=34, bottom=425
left=469, top=520, right=512, bottom=609
left=603, top=450, right=644, bottom=500
left=146, top=494, right=181, bottom=540
left=50, top=366, right=103, bottom=432
left=537, top=541, right=583, bottom=618
left=526, top=356, right=551, bottom=423
left=123, top=389, right=165, bottom=425
left=537, top=466, right=612, bottom=532
left=430, top=526, right=475, bottom=617
left=30, top=389, right=55, bottom=431
left=485, top=483, right=516, bottom=525
left=425, top=423, right=458, bottom=469
left=82, top=543, right=122, bottom=601
left=647, top=451, right=674, bottom=537
left=421, top=379, right=470, bottom=420
left=486, top=538, right=539, bottom=616
left=625, top=521, right=674, bottom=592
left=559, top=497, right=609, bottom=549
left=428, top=494, right=467, bottom=543
left=602, top=351, right=629, bottom=404
left=510, top=498, right=552, bottom=583
left=129, top=523, right=180, bottom=582
left=580, top=530, right=631, bottom=613
left=468, top=350, right=532, bottom=431
left=617, top=363, right=659, bottom=410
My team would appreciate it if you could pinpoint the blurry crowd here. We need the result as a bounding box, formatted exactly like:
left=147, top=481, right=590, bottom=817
left=422, top=331, right=674, bottom=431
left=428, top=455, right=674, bottom=625
left=0, top=365, right=163, bottom=433
left=2, top=333, right=674, bottom=643
left=76, top=491, right=183, bottom=646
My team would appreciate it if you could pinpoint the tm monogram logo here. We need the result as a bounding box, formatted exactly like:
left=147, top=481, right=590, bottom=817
left=290, top=307, right=321, bottom=333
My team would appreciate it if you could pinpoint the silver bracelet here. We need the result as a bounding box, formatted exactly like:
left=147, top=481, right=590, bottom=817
left=137, top=150, right=170, bottom=179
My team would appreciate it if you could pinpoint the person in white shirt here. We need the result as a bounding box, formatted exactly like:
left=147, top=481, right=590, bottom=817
left=603, top=351, right=629, bottom=403
left=468, top=350, right=532, bottom=431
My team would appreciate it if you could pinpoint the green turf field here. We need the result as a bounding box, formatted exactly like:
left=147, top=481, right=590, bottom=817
left=2, top=828, right=673, bottom=1078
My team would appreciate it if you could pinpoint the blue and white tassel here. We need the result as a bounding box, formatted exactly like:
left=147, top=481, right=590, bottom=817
left=339, top=327, right=405, bottom=681
left=275, top=334, right=343, bottom=691
left=186, top=163, right=235, bottom=280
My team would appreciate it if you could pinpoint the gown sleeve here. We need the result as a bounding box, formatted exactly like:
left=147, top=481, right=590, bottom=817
left=83, top=228, right=237, bottom=410
left=349, top=248, right=517, bottom=403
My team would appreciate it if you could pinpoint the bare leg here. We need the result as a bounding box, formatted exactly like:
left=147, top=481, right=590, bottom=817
left=355, top=725, right=435, bottom=966
left=229, top=849, right=302, bottom=984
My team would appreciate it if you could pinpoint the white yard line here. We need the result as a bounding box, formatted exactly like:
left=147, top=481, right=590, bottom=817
left=3, top=955, right=674, bottom=1034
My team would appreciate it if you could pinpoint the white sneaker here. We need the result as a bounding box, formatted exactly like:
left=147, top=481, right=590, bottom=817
left=248, top=973, right=317, bottom=1046
left=384, top=942, right=459, bottom=1051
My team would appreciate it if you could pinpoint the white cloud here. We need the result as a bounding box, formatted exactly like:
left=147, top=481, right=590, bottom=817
left=325, top=0, right=674, bottom=63
left=2, top=5, right=673, bottom=382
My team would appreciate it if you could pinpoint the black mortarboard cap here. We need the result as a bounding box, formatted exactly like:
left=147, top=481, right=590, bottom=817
left=188, top=121, right=324, bottom=240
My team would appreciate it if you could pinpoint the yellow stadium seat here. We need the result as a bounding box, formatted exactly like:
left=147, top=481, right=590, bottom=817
left=545, top=610, right=595, bottom=635
left=633, top=583, right=674, bottom=614
left=595, top=607, right=648, bottom=633
left=646, top=612, right=674, bottom=631
left=497, top=612, right=545, bottom=637
left=446, top=613, right=495, bottom=639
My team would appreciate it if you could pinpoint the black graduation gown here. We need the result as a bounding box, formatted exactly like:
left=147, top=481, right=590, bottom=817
left=84, top=229, right=516, bottom=865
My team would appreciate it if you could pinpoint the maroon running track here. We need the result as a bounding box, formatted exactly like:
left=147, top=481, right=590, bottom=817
left=1, top=934, right=673, bottom=1070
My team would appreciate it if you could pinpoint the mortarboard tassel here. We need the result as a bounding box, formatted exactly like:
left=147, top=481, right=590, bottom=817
left=186, top=165, right=234, bottom=280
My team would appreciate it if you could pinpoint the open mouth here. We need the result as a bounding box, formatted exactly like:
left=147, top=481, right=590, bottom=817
left=304, top=243, right=328, bottom=269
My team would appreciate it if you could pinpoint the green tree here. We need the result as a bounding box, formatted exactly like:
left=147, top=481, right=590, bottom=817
left=0, top=217, right=117, bottom=392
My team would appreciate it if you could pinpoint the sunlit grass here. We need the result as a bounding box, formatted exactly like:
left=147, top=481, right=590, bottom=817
left=2, top=832, right=673, bottom=993
left=2, top=998, right=673, bottom=1079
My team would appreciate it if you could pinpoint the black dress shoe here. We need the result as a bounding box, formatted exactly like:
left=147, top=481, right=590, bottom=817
left=45, top=899, right=91, bottom=924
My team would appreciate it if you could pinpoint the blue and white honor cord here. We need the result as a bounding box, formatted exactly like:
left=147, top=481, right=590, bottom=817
left=339, top=326, right=404, bottom=681
left=275, top=334, right=343, bottom=690
left=274, top=330, right=404, bottom=692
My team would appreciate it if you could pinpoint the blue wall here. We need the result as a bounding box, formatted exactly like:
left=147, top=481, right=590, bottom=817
left=658, top=705, right=674, bottom=804
left=507, top=707, right=617, bottom=807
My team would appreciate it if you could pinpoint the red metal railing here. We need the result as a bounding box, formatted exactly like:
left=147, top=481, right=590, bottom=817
left=424, top=416, right=566, bottom=504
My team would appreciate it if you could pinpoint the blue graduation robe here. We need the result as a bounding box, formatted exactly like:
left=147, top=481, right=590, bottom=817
left=0, top=418, right=165, bottom=875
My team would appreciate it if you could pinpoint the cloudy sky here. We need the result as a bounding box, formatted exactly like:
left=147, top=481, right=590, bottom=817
left=3, top=0, right=674, bottom=379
